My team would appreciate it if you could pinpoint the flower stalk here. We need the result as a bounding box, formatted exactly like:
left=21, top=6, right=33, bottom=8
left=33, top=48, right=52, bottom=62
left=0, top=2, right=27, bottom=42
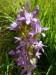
left=8, top=1, right=49, bottom=75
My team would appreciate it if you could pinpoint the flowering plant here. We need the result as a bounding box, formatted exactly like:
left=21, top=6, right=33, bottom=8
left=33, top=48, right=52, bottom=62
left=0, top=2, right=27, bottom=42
left=8, top=1, right=49, bottom=75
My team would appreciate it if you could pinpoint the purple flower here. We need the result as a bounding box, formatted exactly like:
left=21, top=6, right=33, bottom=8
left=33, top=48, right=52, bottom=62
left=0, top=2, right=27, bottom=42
left=8, top=1, right=49, bottom=75
left=17, top=2, right=39, bottom=26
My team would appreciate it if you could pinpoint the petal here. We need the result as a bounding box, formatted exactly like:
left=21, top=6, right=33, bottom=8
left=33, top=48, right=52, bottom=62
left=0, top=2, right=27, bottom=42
left=16, top=45, right=21, bottom=50
left=32, top=18, right=37, bottom=22
left=35, top=52, right=42, bottom=59
left=20, top=9, right=25, bottom=17
left=39, top=41, right=42, bottom=44
left=32, top=5, right=39, bottom=17
left=36, top=19, right=40, bottom=25
left=30, top=65, right=36, bottom=69
left=17, top=62, right=21, bottom=66
left=21, top=69, right=26, bottom=75
left=21, top=61, right=26, bottom=67
left=31, top=19, right=41, bottom=33
left=27, top=70, right=31, bottom=75
left=25, top=12, right=32, bottom=25
left=8, top=22, right=17, bottom=30
left=17, top=17, right=25, bottom=21
left=25, top=1, right=30, bottom=12
left=26, top=19, right=30, bottom=25
left=41, top=27, right=49, bottom=32
left=30, top=21, right=36, bottom=29
left=14, top=37, right=21, bottom=43
left=11, top=22, right=17, bottom=27
left=8, top=50, right=16, bottom=56
left=29, top=30, right=36, bottom=36
left=42, top=48, right=44, bottom=52
left=41, top=33, right=46, bottom=37
left=36, top=19, right=41, bottom=33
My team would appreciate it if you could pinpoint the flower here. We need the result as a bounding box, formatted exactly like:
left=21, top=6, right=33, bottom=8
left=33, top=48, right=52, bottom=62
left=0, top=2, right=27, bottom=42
left=33, top=41, right=45, bottom=52
left=8, top=1, right=49, bottom=75
left=35, top=52, right=41, bottom=59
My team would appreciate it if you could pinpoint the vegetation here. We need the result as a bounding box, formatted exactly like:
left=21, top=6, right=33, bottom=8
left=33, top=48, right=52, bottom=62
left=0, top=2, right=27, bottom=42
left=0, top=0, right=56, bottom=75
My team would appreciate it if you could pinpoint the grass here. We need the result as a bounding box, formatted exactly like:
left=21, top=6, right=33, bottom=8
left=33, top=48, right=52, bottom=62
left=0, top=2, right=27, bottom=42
left=0, top=0, right=56, bottom=75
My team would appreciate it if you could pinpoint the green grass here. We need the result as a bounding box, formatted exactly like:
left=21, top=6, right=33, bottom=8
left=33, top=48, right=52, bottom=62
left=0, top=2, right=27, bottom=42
left=0, top=0, right=56, bottom=75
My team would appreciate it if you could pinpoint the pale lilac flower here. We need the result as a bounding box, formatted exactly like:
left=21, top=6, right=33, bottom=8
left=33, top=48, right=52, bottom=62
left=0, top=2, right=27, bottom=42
left=33, top=41, right=45, bottom=52
left=35, top=52, right=41, bottom=59
left=17, top=2, right=39, bottom=25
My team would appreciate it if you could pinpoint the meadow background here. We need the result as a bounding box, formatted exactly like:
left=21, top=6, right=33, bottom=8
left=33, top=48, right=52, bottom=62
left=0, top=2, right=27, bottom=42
left=0, top=0, right=56, bottom=75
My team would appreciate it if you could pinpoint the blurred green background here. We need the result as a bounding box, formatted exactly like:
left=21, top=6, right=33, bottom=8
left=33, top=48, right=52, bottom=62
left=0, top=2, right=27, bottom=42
left=0, top=0, right=56, bottom=75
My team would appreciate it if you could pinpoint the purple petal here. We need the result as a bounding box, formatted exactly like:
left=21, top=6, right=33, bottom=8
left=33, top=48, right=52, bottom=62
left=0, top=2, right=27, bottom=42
left=33, top=40, right=38, bottom=45
left=31, top=19, right=41, bottom=33
left=33, top=5, right=39, bottom=17
left=27, top=70, right=31, bottom=75
left=36, top=19, right=40, bottom=25
left=20, top=9, right=25, bottom=17
left=8, top=22, right=17, bottom=30
left=30, top=21, right=36, bottom=29
left=21, top=61, right=25, bottom=67
left=35, top=20, right=41, bottom=33
left=17, top=17, right=25, bottom=21
left=30, top=65, right=36, bottom=69
left=17, top=21, right=22, bottom=27
left=21, top=69, right=26, bottom=75
left=29, top=30, right=36, bottom=36
left=25, top=12, right=32, bottom=25
left=8, top=50, right=16, bottom=56
left=41, top=27, right=49, bottom=32
left=32, top=18, right=37, bottom=22
left=25, top=1, right=30, bottom=12
left=34, top=41, right=45, bottom=50
left=16, top=45, right=21, bottom=50
left=17, top=61, right=21, bottom=66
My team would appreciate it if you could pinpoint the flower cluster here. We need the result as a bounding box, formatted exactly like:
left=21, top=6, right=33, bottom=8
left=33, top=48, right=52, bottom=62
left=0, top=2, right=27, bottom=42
left=8, top=1, right=49, bottom=75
